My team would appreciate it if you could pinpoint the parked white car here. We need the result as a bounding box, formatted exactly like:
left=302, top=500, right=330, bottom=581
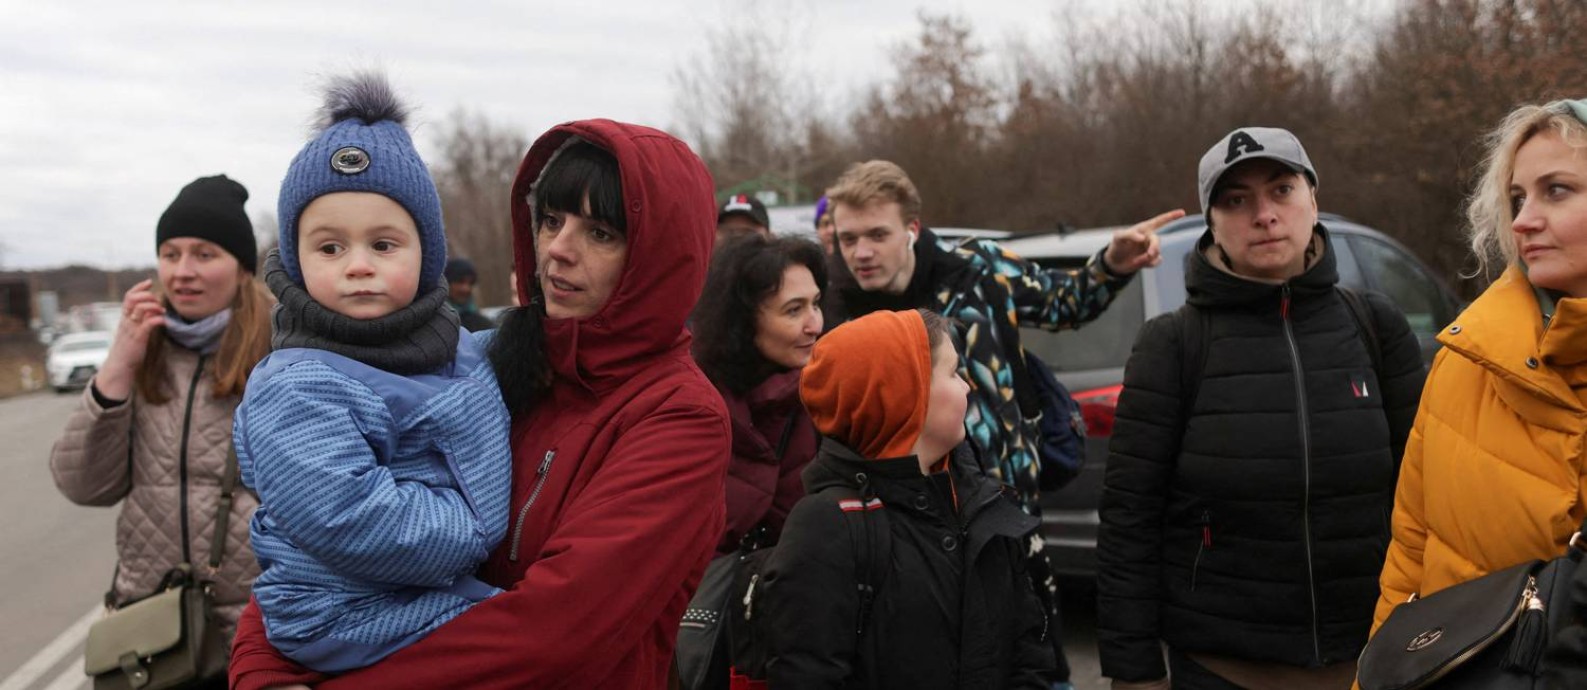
left=46, top=331, right=113, bottom=393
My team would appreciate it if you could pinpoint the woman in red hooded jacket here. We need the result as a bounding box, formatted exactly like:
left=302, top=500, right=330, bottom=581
left=228, top=120, right=731, bottom=690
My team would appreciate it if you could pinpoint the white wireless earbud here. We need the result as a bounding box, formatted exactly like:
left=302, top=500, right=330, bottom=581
left=908, top=231, right=918, bottom=248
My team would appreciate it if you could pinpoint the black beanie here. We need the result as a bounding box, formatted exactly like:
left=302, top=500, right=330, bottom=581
left=156, top=175, right=257, bottom=273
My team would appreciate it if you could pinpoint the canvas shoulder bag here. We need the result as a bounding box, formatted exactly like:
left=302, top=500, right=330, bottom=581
left=83, top=442, right=239, bottom=689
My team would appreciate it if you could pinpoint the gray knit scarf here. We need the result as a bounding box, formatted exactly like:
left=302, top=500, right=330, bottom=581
left=262, top=248, right=460, bottom=375
left=163, top=307, right=231, bottom=354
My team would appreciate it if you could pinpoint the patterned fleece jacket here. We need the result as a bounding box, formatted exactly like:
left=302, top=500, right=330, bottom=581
left=826, top=228, right=1130, bottom=507
left=233, top=329, right=511, bottom=672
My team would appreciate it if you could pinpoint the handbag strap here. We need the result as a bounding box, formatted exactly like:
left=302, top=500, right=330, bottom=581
left=206, top=442, right=239, bottom=575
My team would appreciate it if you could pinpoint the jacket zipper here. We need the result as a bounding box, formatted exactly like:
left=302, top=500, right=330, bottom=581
left=1281, top=285, right=1323, bottom=663
left=176, top=355, right=206, bottom=566
left=1192, top=509, right=1212, bottom=591
left=508, top=450, right=556, bottom=562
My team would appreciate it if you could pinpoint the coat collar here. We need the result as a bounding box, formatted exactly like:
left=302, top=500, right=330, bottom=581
left=1439, top=265, right=1587, bottom=425
left=1186, top=223, right=1338, bottom=309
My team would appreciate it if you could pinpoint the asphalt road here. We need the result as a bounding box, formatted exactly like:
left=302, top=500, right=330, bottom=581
left=0, top=388, right=1108, bottom=690
left=0, top=389, right=112, bottom=690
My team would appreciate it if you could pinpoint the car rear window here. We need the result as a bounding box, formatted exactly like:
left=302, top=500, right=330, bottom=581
left=1020, top=267, right=1144, bottom=372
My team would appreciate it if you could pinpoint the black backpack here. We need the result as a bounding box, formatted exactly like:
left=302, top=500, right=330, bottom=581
left=1023, top=350, right=1088, bottom=490
left=727, top=485, right=893, bottom=683
left=1176, top=285, right=1383, bottom=413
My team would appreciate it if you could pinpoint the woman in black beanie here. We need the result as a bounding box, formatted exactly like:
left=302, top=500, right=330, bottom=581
left=50, top=174, right=274, bottom=687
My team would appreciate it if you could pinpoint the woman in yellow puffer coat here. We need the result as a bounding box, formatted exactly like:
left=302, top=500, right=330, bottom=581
left=1373, top=99, right=1587, bottom=635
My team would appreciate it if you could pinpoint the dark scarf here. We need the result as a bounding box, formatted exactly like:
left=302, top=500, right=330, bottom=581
left=262, top=248, right=460, bottom=375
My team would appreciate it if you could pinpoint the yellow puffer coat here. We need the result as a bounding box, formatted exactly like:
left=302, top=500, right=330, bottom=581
left=1373, top=266, right=1587, bottom=633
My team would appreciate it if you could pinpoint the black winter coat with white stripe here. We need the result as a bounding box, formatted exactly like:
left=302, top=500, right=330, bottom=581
left=1095, top=226, right=1426, bottom=682
left=761, top=440, right=1054, bottom=689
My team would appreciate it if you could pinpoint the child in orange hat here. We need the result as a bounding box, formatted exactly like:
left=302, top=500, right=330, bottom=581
left=751, top=308, right=1055, bottom=689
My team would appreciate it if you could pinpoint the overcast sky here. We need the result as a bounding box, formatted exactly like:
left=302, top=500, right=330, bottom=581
left=2, top=0, right=1373, bottom=270
left=0, top=0, right=1131, bottom=269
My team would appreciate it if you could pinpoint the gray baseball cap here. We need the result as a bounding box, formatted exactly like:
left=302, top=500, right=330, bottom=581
left=1197, top=127, right=1318, bottom=213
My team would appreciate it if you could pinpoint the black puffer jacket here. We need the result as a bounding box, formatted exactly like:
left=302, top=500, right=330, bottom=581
left=762, top=440, right=1054, bottom=689
left=1096, top=226, right=1426, bottom=682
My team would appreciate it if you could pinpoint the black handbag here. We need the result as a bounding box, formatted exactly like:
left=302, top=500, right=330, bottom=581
left=674, top=416, right=801, bottom=690
left=83, top=443, right=241, bottom=690
left=1358, top=532, right=1586, bottom=690
left=675, top=550, right=744, bottom=690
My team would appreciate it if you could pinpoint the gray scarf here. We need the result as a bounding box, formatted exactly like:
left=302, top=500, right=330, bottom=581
left=163, top=308, right=231, bottom=354
left=262, top=248, right=460, bottom=375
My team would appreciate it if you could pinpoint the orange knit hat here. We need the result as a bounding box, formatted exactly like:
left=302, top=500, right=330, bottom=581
left=799, top=310, right=933, bottom=459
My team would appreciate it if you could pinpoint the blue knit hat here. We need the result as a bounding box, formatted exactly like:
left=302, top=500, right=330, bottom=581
left=277, top=72, right=446, bottom=289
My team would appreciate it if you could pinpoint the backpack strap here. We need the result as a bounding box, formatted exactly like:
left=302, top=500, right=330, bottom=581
left=835, top=485, right=891, bottom=638
left=1335, top=286, right=1383, bottom=374
left=1176, top=302, right=1210, bottom=420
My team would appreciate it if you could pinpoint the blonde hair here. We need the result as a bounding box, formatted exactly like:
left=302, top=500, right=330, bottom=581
left=1467, top=100, right=1587, bottom=278
left=136, top=272, right=274, bottom=404
left=827, top=160, right=922, bottom=224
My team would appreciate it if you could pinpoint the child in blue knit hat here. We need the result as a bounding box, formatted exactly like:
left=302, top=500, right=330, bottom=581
left=232, top=71, right=512, bottom=673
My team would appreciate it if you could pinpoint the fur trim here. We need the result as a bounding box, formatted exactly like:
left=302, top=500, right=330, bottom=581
left=316, top=70, right=409, bottom=130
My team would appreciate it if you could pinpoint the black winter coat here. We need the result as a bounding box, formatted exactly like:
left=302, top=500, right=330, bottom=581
left=1096, top=226, right=1427, bottom=682
left=762, top=440, right=1054, bottom=689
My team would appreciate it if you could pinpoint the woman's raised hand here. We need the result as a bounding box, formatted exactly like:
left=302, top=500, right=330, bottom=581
left=93, top=279, right=167, bottom=401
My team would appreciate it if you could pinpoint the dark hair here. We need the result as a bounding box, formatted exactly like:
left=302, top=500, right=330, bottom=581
left=692, top=234, right=829, bottom=394
left=490, top=140, right=625, bottom=415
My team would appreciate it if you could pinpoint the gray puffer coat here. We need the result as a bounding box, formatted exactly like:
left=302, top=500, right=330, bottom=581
left=50, top=344, right=259, bottom=635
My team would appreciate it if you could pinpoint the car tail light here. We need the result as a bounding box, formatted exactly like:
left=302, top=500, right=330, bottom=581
left=1073, top=384, right=1123, bottom=438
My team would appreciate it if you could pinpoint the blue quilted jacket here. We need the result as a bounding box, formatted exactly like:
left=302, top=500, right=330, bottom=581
left=234, top=328, right=512, bottom=672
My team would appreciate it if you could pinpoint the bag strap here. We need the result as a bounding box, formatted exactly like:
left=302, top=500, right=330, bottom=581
left=1336, top=286, right=1383, bottom=374
left=773, top=413, right=799, bottom=462
left=206, top=442, right=239, bottom=576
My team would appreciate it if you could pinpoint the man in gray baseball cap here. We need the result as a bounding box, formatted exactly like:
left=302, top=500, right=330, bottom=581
left=1097, top=125, right=1426, bottom=690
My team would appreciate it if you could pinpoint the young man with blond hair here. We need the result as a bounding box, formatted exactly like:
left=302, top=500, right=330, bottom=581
left=822, top=159, right=1182, bottom=690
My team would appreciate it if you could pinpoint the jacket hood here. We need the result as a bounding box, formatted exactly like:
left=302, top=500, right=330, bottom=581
left=1187, top=222, right=1338, bottom=308
left=510, top=120, right=716, bottom=390
left=1439, top=265, right=1587, bottom=416
left=800, top=310, right=932, bottom=459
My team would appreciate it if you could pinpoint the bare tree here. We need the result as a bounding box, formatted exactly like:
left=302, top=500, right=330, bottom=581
left=431, top=108, right=528, bottom=308
left=671, top=0, right=836, bottom=204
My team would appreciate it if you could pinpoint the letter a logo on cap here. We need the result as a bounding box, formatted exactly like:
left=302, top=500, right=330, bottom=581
left=1225, top=131, right=1266, bottom=164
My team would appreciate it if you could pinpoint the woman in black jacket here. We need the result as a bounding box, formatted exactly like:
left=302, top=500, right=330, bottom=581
left=1095, top=128, right=1426, bottom=690
left=760, top=308, right=1054, bottom=689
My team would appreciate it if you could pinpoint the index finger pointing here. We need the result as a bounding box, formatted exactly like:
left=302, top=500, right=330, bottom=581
left=1138, top=208, right=1188, bottom=234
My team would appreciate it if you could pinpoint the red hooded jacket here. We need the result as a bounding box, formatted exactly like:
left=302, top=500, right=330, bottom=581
left=229, top=120, right=730, bottom=690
